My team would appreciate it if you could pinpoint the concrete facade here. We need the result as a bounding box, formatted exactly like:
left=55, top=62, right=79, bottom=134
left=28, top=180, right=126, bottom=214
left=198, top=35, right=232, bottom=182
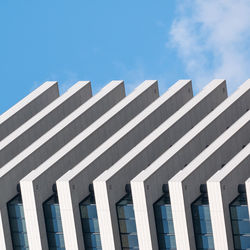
left=169, top=109, right=250, bottom=250
left=0, top=81, right=59, bottom=140
left=0, top=82, right=92, bottom=167
left=1, top=79, right=250, bottom=250
left=0, top=81, right=125, bottom=250
left=57, top=80, right=193, bottom=250
left=20, top=80, right=159, bottom=250
left=131, top=79, right=250, bottom=250
left=93, top=79, right=226, bottom=250
left=207, top=143, right=250, bottom=250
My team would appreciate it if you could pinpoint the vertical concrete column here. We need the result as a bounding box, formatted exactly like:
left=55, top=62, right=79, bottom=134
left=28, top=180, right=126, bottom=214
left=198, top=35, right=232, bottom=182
left=246, top=178, right=250, bottom=218
left=0, top=205, right=11, bottom=250
left=207, top=144, right=250, bottom=250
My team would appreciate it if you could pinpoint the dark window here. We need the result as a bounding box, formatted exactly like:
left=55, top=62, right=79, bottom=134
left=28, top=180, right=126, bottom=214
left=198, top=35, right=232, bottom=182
left=191, top=193, right=214, bottom=250
left=116, top=193, right=139, bottom=249
left=153, top=193, right=176, bottom=249
left=7, top=194, right=29, bottom=249
left=79, top=194, right=102, bottom=249
left=230, top=193, right=250, bottom=250
left=43, top=194, right=65, bottom=249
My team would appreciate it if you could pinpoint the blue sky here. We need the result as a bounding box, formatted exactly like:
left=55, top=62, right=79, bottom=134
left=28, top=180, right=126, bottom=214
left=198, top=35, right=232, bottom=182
left=1, top=0, right=250, bottom=114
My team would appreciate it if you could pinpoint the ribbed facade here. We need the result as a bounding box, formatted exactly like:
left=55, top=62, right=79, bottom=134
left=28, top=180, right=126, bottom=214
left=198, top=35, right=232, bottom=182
left=0, top=79, right=250, bottom=250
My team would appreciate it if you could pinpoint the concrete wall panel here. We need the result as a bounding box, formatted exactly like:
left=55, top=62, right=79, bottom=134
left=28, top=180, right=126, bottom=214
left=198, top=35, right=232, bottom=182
left=0, top=82, right=92, bottom=166
left=0, top=81, right=59, bottom=140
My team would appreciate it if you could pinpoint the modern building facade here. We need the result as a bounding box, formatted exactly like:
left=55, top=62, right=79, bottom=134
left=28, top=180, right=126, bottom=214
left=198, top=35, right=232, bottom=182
left=0, top=79, right=250, bottom=250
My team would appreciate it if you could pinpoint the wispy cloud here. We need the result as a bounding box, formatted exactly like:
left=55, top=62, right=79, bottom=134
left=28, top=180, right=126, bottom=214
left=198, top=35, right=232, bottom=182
left=30, top=71, right=80, bottom=95
left=113, top=61, right=148, bottom=94
left=58, top=71, right=79, bottom=94
left=169, top=0, right=250, bottom=93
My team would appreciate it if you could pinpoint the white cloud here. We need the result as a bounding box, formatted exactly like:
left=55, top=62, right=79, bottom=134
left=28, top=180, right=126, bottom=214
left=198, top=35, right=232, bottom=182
left=170, top=0, right=250, bottom=93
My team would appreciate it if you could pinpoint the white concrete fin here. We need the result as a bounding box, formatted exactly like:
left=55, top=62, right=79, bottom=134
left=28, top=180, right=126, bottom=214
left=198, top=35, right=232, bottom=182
left=60, top=79, right=192, bottom=182
left=95, top=79, right=226, bottom=182
left=0, top=80, right=125, bottom=250
left=130, top=79, right=250, bottom=250
left=1, top=79, right=250, bottom=250
left=0, top=81, right=59, bottom=140
left=135, top=79, right=250, bottom=182
left=0, top=81, right=92, bottom=166
left=207, top=143, right=250, bottom=250
left=56, top=79, right=192, bottom=249
left=0, top=80, right=124, bottom=179
left=93, top=79, right=226, bottom=250
left=20, top=80, right=158, bottom=250
left=171, top=110, right=250, bottom=183
left=169, top=110, right=250, bottom=250
left=245, top=177, right=250, bottom=220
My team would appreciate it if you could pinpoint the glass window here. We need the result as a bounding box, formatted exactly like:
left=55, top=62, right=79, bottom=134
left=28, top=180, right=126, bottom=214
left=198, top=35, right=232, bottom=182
left=154, top=193, right=176, bottom=250
left=81, top=218, right=100, bottom=233
left=7, top=194, right=29, bottom=249
left=118, top=219, right=137, bottom=233
left=120, top=233, right=138, bottom=248
left=43, top=194, right=65, bottom=249
left=191, top=193, right=214, bottom=250
left=116, top=193, right=138, bottom=249
left=230, top=193, right=250, bottom=250
left=79, top=194, right=102, bottom=249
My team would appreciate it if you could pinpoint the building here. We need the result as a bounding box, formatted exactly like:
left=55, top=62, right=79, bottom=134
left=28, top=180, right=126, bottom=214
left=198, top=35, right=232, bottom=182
left=0, top=79, right=250, bottom=250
